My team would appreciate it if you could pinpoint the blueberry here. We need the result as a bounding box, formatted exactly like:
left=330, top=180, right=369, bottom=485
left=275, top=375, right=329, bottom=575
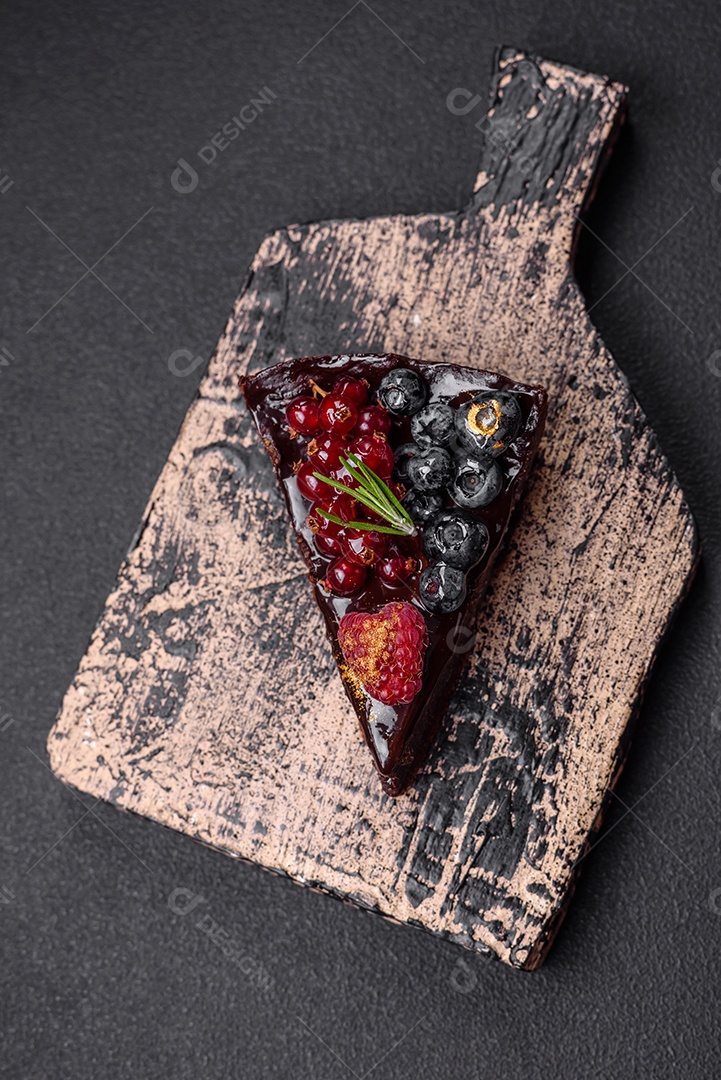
left=402, top=489, right=444, bottom=525
left=419, top=564, right=467, bottom=614
left=393, top=442, right=421, bottom=483
left=406, top=445, right=453, bottom=492
left=450, top=453, right=503, bottom=509
left=423, top=510, right=489, bottom=570
left=410, top=402, right=455, bottom=448
left=378, top=367, right=428, bottom=415
left=454, top=391, right=522, bottom=456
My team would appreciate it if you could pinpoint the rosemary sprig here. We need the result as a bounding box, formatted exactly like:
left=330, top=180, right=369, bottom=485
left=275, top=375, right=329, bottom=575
left=317, top=511, right=407, bottom=536
left=313, top=453, right=416, bottom=537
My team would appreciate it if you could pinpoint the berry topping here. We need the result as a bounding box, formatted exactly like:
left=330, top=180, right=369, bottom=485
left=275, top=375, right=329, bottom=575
left=402, top=488, right=444, bottom=525
left=319, top=392, right=359, bottom=435
left=343, top=528, right=389, bottom=566
left=314, top=531, right=343, bottom=557
left=423, top=510, right=489, bottom=570
left=355, top=405, right=392, bottom=438
left=325, top=557, right=367, bottom=596
left=327, top=457, right=356, bottom=484
left=410, top=402, right=455, bottom=448
left=307, top=505, right=345, bottom=555
left=286, top=395, right=320, bottom=435
left=308, top=433, right=348, bottom=474
left=378, top=368, right=428, bottom=416
left=333, top=375, right=368, bottom=408
left=376, top=554, right=418, bottom=586
left=419, top=563, right=467, bottom=614
left=406, top=445, right=453, bottom=492
left=351, top=433, right=395, bottom=479
left=322, top=492, right=358, bottom=521
left=393, top=442, right=421, bottom=483
left=307, top=493, right=357, bottom=541
left=296, top=459, right=331, bottom=500
left=338, top=601, right=428, bottom=705
left=454, top=391, right=522, bottom=456
left=450, top=452, right=503, bottom=508
left=289, top=368, right=520, bottom=636
left=307, top=502, right=339, bottom=537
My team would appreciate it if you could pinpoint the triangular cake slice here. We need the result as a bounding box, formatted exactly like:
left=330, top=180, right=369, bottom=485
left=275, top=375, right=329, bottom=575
left=240, top=354, right=547, bottom=796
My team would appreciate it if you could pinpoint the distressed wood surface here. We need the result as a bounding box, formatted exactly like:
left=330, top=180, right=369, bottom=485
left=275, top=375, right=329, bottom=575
left=48, top=48, right=698, bottom=969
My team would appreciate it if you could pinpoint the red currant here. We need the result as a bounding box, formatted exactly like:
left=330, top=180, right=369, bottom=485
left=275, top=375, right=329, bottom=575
left=307, top=502, right=341, bottom=538
left=306, top=492, right=358, bottom=557
left=286, top=395, right=320, bottom=435
left=321, top=492, right=357, bottom=522
left=325, top=557, right=367, bottom=596
left=343, top=528, right=389, bottom=567
left=308, top=505, right=349, bottom=559
left=377, top=555, right=418, bottom=586
left=333, top=376, right=368, bottom=408
left=308, top=434, right=347, bottom=474
left=296, top=459, right=330, bottom=501
left=314, top=532, right=343, bottom=557
left=351, top=433, right=394, bottom=479
left=329, top=458, right=359, bottom=486
left=355, top=405, right=392, bottom=438
left=319, top=393, right=358, bottom=435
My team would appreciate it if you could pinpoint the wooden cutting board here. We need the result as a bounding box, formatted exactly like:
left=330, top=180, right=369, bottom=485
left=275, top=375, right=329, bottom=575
left=48, top=47, right=698, bottom=970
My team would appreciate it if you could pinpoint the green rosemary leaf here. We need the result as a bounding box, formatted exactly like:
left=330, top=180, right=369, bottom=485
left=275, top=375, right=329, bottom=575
left=312, top=471, right=366, bottom=500
left=372, top=472, right=415, bottom=530
left=316, top=510, right=405, bottom=536
left=351, top=464, right=412, bottom=534
left=347, top=488, right=392, bottom=518
left=347, top=454, right=415, bottom=533
left=344, top=455, right=385, bottom=501
left=312, top=458, right=416, bottom=536
left=340, top=456, right=394, bottom=521
left=312, top=471, right=387, bottom=518
left=339, top=455, right=371, bottom=492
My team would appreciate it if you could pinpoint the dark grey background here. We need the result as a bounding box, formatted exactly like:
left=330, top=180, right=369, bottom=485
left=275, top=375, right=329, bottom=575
left=2, top=1, right=720, bottom=1077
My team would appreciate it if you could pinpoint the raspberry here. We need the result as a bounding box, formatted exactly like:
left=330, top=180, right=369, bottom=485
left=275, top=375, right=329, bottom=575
left=338, top=602, right=427, bottom=706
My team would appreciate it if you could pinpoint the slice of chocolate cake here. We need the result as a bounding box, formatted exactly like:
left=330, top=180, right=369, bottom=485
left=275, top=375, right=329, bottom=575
left=240, top=354, right=547, bottom=796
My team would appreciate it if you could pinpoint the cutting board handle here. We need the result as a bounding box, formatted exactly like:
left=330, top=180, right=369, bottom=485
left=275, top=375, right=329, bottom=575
left=465, top=47, right=627, bottom=238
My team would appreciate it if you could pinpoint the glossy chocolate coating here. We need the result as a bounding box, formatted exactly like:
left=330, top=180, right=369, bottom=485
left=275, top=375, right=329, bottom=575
left=240, top=354, right=547, bottom=796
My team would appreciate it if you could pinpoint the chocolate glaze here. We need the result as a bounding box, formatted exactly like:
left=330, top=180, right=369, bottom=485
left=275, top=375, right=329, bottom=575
left=240, top=354, right=547, bottom=796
